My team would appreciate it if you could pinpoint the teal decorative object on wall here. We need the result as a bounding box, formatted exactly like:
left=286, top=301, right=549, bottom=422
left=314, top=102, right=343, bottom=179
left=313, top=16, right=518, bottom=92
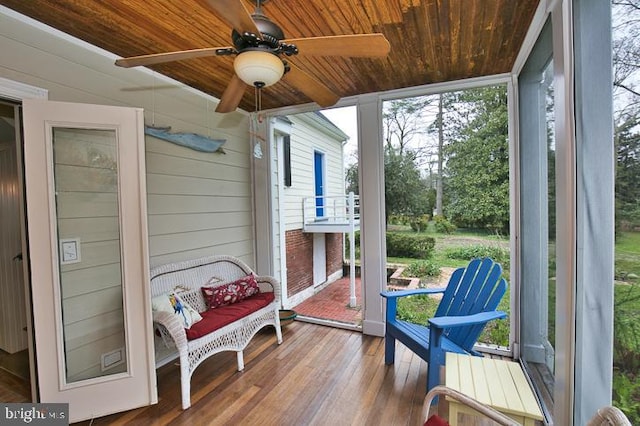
left=144, top=126, right=226, bottom=153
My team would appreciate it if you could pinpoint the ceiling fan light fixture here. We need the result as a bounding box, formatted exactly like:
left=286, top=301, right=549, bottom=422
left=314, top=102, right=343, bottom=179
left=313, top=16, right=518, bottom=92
left=234, top=50, right=284, bottom=87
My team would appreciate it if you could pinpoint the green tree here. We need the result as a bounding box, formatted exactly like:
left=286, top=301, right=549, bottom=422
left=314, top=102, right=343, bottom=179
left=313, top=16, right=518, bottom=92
left=616, top=111, right=640, bottom=227
left=347, top=145, right=433, bottom=225
left=383, top=97, right=434, bottom=155
left=345, top=162, right=359, bottom=195
left=384, top=145, right=432, bottom=223
left=382, top=97, right=437, bottom=225
left=443, top=85, right=510, bottom=233
left=613, top=0, right=640, bottom=230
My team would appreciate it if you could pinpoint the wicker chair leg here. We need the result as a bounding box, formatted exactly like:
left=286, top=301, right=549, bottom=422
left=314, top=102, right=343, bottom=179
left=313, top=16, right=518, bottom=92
left=180, top=354, right=191, bottom=410
left=237, top=351, right=245, bottom=371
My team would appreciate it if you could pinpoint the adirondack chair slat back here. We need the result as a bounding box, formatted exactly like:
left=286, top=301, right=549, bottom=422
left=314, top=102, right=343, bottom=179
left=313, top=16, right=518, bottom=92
left=435, top=258, right=508, bottom=352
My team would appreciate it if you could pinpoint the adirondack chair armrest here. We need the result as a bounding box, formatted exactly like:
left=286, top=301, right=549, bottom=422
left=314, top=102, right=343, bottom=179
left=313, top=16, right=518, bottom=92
left=380, top=287, right=447, bottom=300
left=428, top=310, right=507, bottom=329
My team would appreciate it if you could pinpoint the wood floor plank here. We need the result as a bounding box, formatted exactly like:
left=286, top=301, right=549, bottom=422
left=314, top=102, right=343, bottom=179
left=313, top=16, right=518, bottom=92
left=0, top=368, right=29, bottom=403
left=70, top=322, right=523, bottom=426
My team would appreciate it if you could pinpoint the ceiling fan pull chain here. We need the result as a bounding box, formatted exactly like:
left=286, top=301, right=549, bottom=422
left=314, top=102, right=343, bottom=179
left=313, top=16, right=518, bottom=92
left=254, top=85, right=259, bottom=112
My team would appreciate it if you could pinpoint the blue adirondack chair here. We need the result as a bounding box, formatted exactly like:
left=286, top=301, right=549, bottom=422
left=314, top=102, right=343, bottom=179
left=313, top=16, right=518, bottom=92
left=380, top=257, right=508, bottom=394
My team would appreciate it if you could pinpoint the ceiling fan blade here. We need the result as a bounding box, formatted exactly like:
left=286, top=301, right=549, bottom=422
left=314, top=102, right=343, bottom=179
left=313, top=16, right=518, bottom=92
left=115, top=47, right=230, bottom=68
left=284, top=34, right=391, bottom=57
left=205, top=0, right=261, bottom=38
left=215, top=74, right=248, bottom=113
left=285, top=63, right=340, bottom=108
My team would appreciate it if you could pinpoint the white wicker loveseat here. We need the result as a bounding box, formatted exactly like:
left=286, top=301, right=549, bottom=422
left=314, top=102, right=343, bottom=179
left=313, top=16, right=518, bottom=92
left=150, top=255, right=283, bottom=409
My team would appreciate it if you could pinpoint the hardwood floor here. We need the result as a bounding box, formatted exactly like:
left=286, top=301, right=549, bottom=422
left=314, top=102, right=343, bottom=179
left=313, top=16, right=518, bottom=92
left=74, top=322, right=534, bottom=426
left=0, top=349, right=30, bottom=403
left=0, top=367, right=30, bottom=403
left=75, top=322, right=434, bottom=425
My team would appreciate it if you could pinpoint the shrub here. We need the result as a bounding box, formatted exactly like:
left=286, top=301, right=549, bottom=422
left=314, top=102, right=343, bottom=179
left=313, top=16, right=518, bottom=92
left=404, top=259, right=440, bottom=278
left=386, top=232, right=436, bottom=258
left=388, top=214, right=409, bottom=226
left=433, top=215, right=457, bottom=234
left=344, top=230, right=361, bottom=259
left=613, top=369, right=640, bottom=425
left=446, top=244, right=510, bottom=267
left=409, top=215, right=430, bottom=232
left=480, top=318, right=510, bottom=347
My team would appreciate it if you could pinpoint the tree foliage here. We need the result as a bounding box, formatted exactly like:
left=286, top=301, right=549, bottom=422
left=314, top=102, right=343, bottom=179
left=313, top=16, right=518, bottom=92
left=345, top=162, right=359, bottom=195
left=616, top=110, right=640, bottom=227
left=613, top=0, right=640, bottom=110
left=443, top=86, right=510, bottom=232
left=384, top=145, right=432, bottom=222
left=383, top=97, right=435, bottom=157
left=613, top=0, right=640, bottom=231
left=344, top=142, right=434, bottom=224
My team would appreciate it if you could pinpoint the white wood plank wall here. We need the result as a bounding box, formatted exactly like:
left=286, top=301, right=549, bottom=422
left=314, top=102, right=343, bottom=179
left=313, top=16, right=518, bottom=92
left=0, top=137, right=28, bottom=353
left=282, top=113, right=345, bottom=230
left=0, top=7, right=255, bottom=273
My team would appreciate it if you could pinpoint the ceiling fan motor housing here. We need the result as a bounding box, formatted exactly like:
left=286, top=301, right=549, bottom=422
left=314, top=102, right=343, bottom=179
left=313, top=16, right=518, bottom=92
left=231, top=12, right=295, bottom=87
left=232, top=13, right=284, bottom=51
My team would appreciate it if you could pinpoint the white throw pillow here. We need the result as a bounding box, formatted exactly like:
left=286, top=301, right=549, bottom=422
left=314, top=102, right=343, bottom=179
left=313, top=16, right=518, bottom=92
left=152, top=292, right=202, bottom=329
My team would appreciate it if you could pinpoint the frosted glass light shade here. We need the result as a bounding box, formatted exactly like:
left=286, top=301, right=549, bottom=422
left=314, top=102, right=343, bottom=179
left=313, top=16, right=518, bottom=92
left=234, top=51, right=285, bottom=87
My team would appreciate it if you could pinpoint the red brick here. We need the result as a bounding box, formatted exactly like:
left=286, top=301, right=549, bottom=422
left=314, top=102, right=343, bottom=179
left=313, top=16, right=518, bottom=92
left=285, top=230, right=344, bottom=298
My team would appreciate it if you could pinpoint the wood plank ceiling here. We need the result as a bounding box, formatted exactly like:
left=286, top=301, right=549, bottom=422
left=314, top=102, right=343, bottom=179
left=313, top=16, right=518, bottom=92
left=0, top=0, right=539, bottom=112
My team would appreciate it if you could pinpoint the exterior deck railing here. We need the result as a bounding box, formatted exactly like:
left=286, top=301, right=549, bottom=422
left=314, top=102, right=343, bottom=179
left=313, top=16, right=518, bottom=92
left=302, top=192, right=360, bottom=233
left=301, top=192, right=359, bottom=307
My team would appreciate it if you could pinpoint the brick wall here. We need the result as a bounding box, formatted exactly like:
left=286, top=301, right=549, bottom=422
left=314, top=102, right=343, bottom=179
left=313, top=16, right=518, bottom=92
left=285, top=230, right=344, bottom=298
left=326, top=233, right=343, bottom=277
left=285, top=229, right=314, bottom=297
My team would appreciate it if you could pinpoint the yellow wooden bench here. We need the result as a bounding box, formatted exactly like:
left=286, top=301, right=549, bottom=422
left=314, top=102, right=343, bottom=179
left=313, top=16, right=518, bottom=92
left=445, top=353, right=544, bottom=426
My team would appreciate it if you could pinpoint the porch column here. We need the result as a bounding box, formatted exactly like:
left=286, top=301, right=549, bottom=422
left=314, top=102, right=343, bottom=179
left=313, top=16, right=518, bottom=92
left=357, top=94, right=386, bottom=337
left=250, top=113, right=275, bottom=276
left=551, top=0, right=614, bottom=424
left=570, top=0, right=614, bottom=423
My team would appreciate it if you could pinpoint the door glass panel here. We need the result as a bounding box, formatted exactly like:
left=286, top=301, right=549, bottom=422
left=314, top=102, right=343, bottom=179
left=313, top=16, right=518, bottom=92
left=544, top=60, right=556, bottom=373
left=52, top=127, right=127, bottom=384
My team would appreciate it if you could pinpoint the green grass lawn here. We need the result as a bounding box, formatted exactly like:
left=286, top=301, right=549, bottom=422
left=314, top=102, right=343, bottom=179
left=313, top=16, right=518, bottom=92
left=387, top=226, right=640, bottom=422
left=616, top=231, right=640, bottom=279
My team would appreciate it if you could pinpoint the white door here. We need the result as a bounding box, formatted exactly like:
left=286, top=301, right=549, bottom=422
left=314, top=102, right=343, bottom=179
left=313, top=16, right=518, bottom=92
left=313, top=233, right=327, bottom=286
left=22, top=99, right=156, bottom=422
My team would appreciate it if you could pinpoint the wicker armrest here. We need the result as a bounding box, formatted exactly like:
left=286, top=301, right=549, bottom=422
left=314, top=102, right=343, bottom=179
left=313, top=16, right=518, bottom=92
left=255, top=275, right=278, bottom=295
left=153, top=310, right=188, bottom=351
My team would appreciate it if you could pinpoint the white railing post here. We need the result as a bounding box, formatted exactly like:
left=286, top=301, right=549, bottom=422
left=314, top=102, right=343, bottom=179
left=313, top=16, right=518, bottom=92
left=302, top=198, right=307, bottom=230
left=348, top=191, right=356, bottom=308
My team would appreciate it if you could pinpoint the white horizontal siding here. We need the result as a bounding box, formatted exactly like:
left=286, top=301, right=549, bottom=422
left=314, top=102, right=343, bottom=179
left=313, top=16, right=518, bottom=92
left=1, top=8, right=254, bottom=267
left=0, top=7, right=255, bottom=384
left=283, top=113, right=345, bottom=230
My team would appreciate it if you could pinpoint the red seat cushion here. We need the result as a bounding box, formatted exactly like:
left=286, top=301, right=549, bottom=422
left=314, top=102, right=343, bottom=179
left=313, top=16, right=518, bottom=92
left=185, top=292, right=275, bottom=340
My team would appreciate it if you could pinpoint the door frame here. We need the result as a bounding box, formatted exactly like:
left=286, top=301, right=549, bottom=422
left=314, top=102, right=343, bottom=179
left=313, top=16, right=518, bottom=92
left=313, top=150, right=325, bottom=218
left=0, top=77, right=48, bottom=403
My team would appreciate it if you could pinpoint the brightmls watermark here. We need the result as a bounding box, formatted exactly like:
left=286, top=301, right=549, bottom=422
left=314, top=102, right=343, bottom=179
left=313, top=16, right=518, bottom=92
left=1, top=403, right=68, bottom=425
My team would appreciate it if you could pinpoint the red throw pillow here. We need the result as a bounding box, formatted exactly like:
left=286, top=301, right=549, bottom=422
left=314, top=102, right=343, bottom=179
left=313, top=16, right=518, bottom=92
left=424, top=415, right=449, bottom=426
left=201, top=274, right=260, bottom=309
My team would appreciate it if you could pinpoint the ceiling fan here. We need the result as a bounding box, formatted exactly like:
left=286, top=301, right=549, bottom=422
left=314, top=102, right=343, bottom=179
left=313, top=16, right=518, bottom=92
left=115, top=0, right=390, bottom=113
